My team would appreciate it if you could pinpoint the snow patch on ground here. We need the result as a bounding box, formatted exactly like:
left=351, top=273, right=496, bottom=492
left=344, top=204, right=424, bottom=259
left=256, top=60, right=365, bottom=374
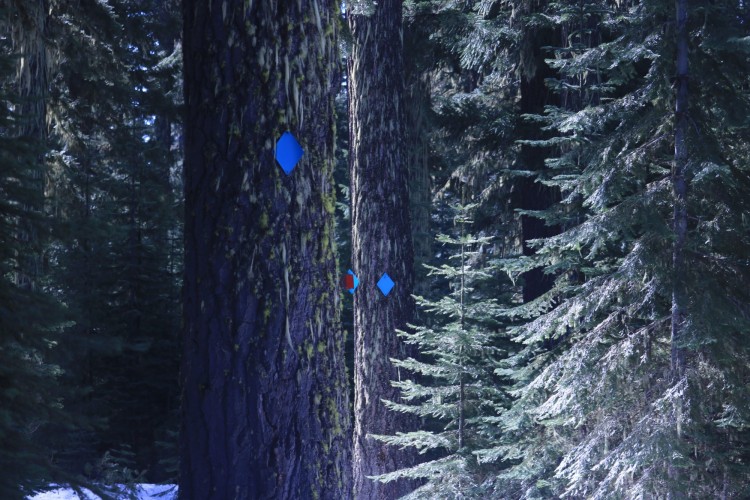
left=27, top=484, right=177, bottom=500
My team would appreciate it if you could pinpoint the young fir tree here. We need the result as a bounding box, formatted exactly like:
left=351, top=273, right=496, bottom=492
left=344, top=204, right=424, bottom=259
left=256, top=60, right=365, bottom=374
left=372, top=196, right=509, bottom=498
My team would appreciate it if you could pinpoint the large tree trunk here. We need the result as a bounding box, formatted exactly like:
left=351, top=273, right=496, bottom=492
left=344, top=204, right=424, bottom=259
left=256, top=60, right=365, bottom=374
left=671, top=0, right=689, bottom=379
left=180, top=1, right=351, bottom=499
left=348, top=1, right=419, bottom=498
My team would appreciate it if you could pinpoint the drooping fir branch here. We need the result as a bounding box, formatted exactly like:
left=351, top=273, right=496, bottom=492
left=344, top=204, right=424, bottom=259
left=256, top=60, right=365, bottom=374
left=482, top=0, right=750, bottom=495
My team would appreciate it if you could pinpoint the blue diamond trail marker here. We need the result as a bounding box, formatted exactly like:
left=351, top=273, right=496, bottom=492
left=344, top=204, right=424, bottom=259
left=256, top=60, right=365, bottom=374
left=275, top=131, right=303, bottom=175
left=377, top=273, right=395, bottom=297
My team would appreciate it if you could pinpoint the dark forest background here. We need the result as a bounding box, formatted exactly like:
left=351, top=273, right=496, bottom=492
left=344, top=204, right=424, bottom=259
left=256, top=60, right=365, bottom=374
left=2, top=0, right=750, bottom=498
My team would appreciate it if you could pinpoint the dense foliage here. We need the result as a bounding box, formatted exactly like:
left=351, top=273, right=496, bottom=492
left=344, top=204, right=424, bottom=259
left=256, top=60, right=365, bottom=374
left=379, top=0, right=750, bottom=498
left=0, top=1, right=181, bottom=497
left=1, top=0, right=749, bottom=497
left=46, top=0, right=182, bottom=482
left=0, top=25, right=67, bottom=499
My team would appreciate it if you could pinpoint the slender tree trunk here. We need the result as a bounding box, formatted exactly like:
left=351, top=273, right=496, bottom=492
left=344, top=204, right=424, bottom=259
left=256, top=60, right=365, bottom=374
left=402, top=0, right=435, bottom=302
left=458, top=188, right=466, bottom=454
left=180, top=1, right=351, bottom=499
left=671, top=0, right=689, bottom=379
left=348, top=1, right=419, bottom=498
left=405, top=73, right=431, bottom=299
left=667, top=0, right=689, bottom=492
left=513, top=26, right=560, bottom=304
left=12, top=0, right=48, bottom=291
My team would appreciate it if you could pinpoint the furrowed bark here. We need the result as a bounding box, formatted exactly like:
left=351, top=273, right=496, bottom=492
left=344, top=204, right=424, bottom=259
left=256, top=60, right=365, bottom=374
left=180, top=1, right=351, bottom=498
left=348, top=1, right=419, bottom=498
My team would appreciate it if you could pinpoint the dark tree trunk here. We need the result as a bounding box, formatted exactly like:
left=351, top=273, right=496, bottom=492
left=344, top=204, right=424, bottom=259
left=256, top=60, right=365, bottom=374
left=154, top=0, right=179, bottom=160
left=348, top=1, right=419, bottom=498
left=405, top=72, right=431, bottom=299
left=180, top=1, right=351, bottom=499
left=12, top=0, right=47, bottom=291
left=671, top=0, right=689, bottom=378
left=13, top=0, right=47, bottom=140
left=513, top=29, right=560, bottom=303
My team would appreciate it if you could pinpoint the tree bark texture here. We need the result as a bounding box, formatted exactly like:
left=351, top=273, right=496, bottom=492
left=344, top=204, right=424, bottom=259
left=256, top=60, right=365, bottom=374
left=180, top=1, right=351, bottom=499
left=348, top=1, right=419, bottom=498
left=671, top=0, right=689, bottom=378
left=12, top=0, right=47, bottom=291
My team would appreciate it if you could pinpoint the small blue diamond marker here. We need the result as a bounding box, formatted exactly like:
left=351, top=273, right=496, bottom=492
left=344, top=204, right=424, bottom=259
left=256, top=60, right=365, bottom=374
left=347, top=269, right=360, bottom=295
left=275, top=131, right=303, bottom=175
left=377, top=273, right=395, bottom=296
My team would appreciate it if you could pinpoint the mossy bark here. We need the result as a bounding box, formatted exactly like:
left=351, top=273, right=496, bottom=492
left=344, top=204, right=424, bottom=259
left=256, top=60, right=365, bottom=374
left=348, top=1, right=419, bottom=498
left=180, top=1, right=351, bottom=498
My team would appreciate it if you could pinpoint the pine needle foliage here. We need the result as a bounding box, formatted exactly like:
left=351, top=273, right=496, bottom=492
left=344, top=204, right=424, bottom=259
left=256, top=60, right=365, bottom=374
left=481, top=0, right=750, bottom=496
left=405, top=0, right=524, bottom=305
left=0, top=19, right=66, bottom=499
left=44, top=0, right=182, bottom=480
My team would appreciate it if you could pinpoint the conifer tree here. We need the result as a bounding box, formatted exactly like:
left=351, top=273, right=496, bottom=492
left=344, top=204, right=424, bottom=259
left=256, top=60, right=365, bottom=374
left=373, top=197, right=509, bottom=499
left=97, top=0, right=182, bottom=479
left=4, top=0, right=180, bottom=493
left=0, top=11, right=64, bottom=497
left=44, top=0, right=183, bottom=480
left=482, top=0, right=750, bottom=495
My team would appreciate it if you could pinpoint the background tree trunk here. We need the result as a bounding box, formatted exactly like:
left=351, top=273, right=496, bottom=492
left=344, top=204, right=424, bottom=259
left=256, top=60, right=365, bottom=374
left=11, top=0, right=47, bottom=291
left=405, top=73, right=431, bottom=300
left=180, top=1, right=351, bottom=498
left=513, top=26, right=561, bottom=304
left=348, top=1, right=419, bottom=498
left=671, top=0, right=689, bottom=379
